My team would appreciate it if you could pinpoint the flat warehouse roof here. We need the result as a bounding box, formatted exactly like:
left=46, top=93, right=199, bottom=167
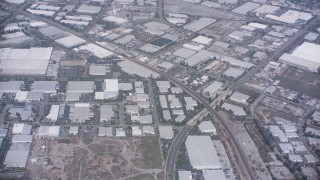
left=149, top=37, right=172, bottom=47
left=56, top=35, right=86, bottom=48
left=232, top=2, right=260, bottom=15
left=184, top=18, right=216, bottom=32
left=185, top=135, right=221, bottom=170
left=4, top=150, right=29, bottom=168
left=0, top=47, right=53, bottom=75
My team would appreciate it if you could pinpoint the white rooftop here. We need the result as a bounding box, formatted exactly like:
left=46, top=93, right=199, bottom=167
left=4, top=150, right=29, bottom=168
left=202, top=170, right=227, bottom=180
left=158, top=126, right=174, bottom=139
left=0, top=47, right=53, bottom=75
left=192, top=36, right=213, bottom=45
left=185, top=135, right=221, bottom=170
left=280, top=42, right=320, bottom=72
left=198, top=121, right=216, bottom=133
left=56, top=35, right=86, bottom=48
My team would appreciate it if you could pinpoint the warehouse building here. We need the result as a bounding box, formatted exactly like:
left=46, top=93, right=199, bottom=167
left=3, top=150, right=29, bottom=168
left=185, top=135, right=222, bottom=170
left=38, top=126, right=60, bottom=137
left=69, top=126, right=79, bottom=135
left=100, top=105, right=114, bottom=122
left=12, top=123, right=32, bottom=135
left=223, top=68, right=245, bottom=79
left=0, top=81, right=23, bottom=93
left=119, top=83, right=133, bottom=91
left=268, top=125, right=288, bottom=143
left=103, top=16, right=128, bottom=24
left=192, top=36, right=213, bottom=45
left=75, top=43, right=114, bottom=59
left=69, top=103, right=92, bottom=123
left=31, top=81, right=58, bottom=94
left=103, top=79, right=119, bottom=99
left=116, top=128, right=126, bottom=137
left=198, top=121, right=216, bottom=134
left=0, top=47, right=53, bottom=76
left=12, top=135, right=33, bottom=143
left=184, top=18, right=216, bottom=32
left=178, top=171, right=192, bottom=180
left=76, top=4, right=101, bottom=14
left=67, top=81, right=95, bottom=93
left=47, top=105, right=60, bottom=122
left=279, top=42, right=320, bottom=72
left=221, top=103, right=246, bottom=116
left=229, top=91, right=250, bottom=105
left=55, top=35, right=86, bottom=48
left=202, top=170, right=227, bottom=180
left=89, top=65, right=107, bottom=76
left=132, top=126, right=142, bottom=136
left=159, top=126, right=174, bottom=139
left=142, top=126, right=155, bottom=135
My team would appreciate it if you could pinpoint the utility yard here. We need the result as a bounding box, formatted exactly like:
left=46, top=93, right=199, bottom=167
left=26, top=137, right=164, bottom=180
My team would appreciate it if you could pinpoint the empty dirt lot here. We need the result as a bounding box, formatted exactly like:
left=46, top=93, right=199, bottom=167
left=26, top=136, right=164, bottom=180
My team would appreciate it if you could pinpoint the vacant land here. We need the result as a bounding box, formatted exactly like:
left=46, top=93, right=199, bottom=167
left=26, top=137, right=163, bottom=180
left=274, top=67, right=320, bottom=98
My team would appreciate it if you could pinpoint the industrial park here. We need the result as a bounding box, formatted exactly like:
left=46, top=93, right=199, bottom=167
left=0, top=0, right=320, bottom=180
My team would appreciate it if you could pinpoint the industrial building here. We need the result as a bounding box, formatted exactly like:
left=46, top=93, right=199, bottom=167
left=223, top=68, right=245, bottom=79
left=12, top=123, right=32, bottom=135
left=116, top=128, right=126, bottom=137
left=31, top=81, right=58, bottom=93
left=0, top=81, right=23, bottom=93
left=12, top=135, right=33, bottom=143
left=184, top=18, right=216, bottom=32
left=38, top=126, right=60, bottom=137
left=69, top=103, right=92, bottom=123
left=198, top=121, right=216, bottom=134
left=100, top=105, right=114, bottom=122
left=98, top=127, right=113, bottom=137
left=47, top=105, right=60, bottom=122
left=76, top=4, right=101, bottom=14
left=279, top=42, right=320, bottom=72
left=192, top=35, right=213, bottom=45
left=0, top=47, right=53, bottom=76
left=132, top=126, right=142, bottom=136
left=229, top=91, right=250, bottom=105
left=89, top=65, right=107, bottom=76
left=67, top=81, right=95, bottom=93
left=185, top=135, right=222, bottom=170
left=3, top=150, right=29, bottom=168
left=221, top=103, right=246, bottom=116
left=119, top=83, right=133, bottom=91
left=202, top=170, right=227, bottom=180
left=55, top=35, right=86, bottom=48
left=69, top=126, right=79, bottom=135
left=142, top=126, right=155, bottom=135
left=103, top=16, right=128, bottom=24
left=103, top=79, right=119, bottom=99
left=75, top=43, right=114, bottom=59
left=268, top=125, right=288, bottom=143
left=158, top=126, right=174, bottom=139
left=178, top=171, right=192, bottom=180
